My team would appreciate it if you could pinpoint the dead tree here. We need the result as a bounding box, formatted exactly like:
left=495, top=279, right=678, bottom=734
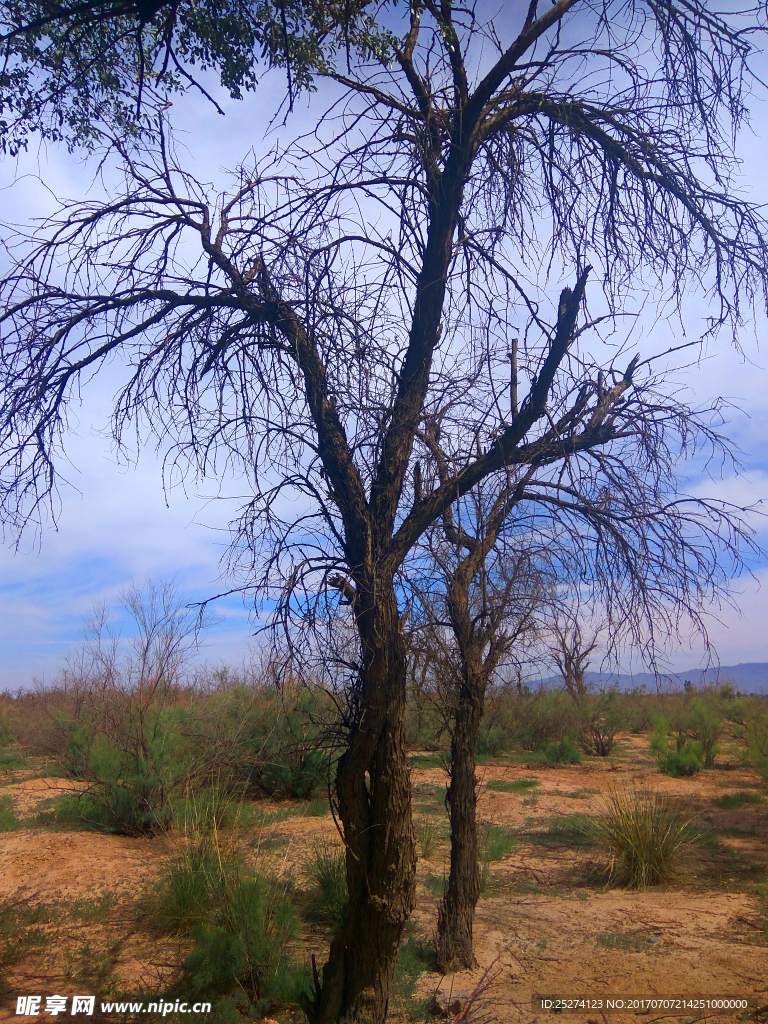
left=407, top=470, right=552, bottom=972
left=1, top=3, right=768, bottom=1020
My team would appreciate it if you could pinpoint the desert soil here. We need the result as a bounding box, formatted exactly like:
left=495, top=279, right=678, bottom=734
left=0, top=736, right=766, bottom=1024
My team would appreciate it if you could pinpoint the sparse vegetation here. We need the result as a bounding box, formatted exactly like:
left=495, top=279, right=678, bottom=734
left=0, top=794, right=19, bottom=831
left=2, top=663, right=767, bottom=1018
left=478, top=824, right=518, bottom=862
left=713, top=791, right=765, bottom=810
left=486, top=778, right=540, bottom=793
left=304, top=843, right=348, bottom=926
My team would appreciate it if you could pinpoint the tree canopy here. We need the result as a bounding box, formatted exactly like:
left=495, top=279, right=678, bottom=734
left=0, top=0, right=392, bottom=152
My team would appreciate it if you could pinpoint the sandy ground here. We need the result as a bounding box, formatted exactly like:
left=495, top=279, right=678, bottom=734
left=0, top=740, right=766, bottom=1023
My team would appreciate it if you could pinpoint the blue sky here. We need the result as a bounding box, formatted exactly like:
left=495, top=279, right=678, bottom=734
left=2, top=51, right=768, bottom=690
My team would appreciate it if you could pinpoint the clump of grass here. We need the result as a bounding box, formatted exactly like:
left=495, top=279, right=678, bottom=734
left=304, top=842, right=348, bottom=925
left=409, top=753, right=445, bottom=770
left=172, top=784, right=241, bottom=834
left=713, top=791, right=764, bottom=810
left=596, top=932, right=645, bottom=953
left=486, top=778, right=540, bottom=793
left=153, top=844, right=218, bottom=933
left=479, top=823, right=517, bottom=862
left=417, top=818, right=439, bottom=860
left=540, top=813, right=591, bottom=842
left=149, top=817, right=306, bottom=1014
left=0, top=794, right=19, bottom=831
left=586, top=787, right=693, bottom=889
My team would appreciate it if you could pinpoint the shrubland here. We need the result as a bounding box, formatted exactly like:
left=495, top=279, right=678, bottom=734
left=2, top=651, right=768, bottom=1019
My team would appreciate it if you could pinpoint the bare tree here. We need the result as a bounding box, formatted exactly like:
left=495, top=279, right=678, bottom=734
left=1, top=3, right=767, bottom=1020
left=406, top=471, right=551, bottom=972
left=551, top=615, right=599, bottom=702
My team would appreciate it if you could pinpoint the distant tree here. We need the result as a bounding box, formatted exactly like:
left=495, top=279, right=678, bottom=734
left=1, top=2, right=767, bottom=1020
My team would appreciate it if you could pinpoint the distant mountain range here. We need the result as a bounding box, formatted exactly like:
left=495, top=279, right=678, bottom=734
left=533, top=662, right=768, bottom=694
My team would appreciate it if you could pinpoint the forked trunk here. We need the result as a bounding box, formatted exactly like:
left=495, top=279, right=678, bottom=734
left=436, top=668, right=485, bottom=972
left=301, top=586, right=417, bottom=1024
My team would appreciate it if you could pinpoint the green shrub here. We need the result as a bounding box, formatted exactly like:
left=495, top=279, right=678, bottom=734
left=304, top=843, right=348, bottom=925
left=153, top=845, right=219, bottom=934
left=153, top=829, right=306, bottom=1013
left=586, top=787, right=693, bottom=888
left=651, top=720, right=704, bottom=774
left=179, top=876, right=305, bottom=1009
left=685, top=698, right=722, bottom=767
left=475, top=726, right=509, bottom=757
left=512, top=689, right=578, bottom=751
left=652, top=695, right=722, bottom=771
left=423, top=873, right=447, bottom=897
left=746, top=708, right=768, bottom=779
left=622, top=691, right=654, bottom=734
left=650, top=717, right=704, bottom=777
left=545, top=736, right=582, bottom=765
left=0, top=746, right=26, bottom=771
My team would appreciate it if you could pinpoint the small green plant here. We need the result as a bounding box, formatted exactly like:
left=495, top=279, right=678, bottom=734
left=0, top=795, right=19, bottom=831
left=479, top=824, right=517, bottom=861
left=545, top=736, right=582, bottom=765
left=486, top=778, right=540, bottom=793
left=153, top=845, right=219, bottom=934
left=417, top=818, right=438, bottom=860
left=392, top=926, right=434, bottom=1012
left=409, top=752, right=444, bottom=769
left=304, top=843, right=348, bottom=925
left=586, top=786, right=693, bottom=888
left=476, top=726, right=511, bottom=757
left=596, top=932, right=645, bottom=953
left=151, top=823, right=306, bottom=1014
left=713, top=791, right=765, bottom=810
left=423, top=873, right=447, bottom=897
left=173, top=784, right=240, bottom=835
left=0, top=896, right=50, bottom=979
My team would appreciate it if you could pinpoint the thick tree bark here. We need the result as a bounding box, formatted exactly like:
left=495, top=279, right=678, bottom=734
left=436, top=657, right=485, bottom=972
left=301, top=585, right=417, bottom=1024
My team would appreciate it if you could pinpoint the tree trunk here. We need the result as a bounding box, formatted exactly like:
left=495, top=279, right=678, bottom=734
left=302, top=585, right=417, bottom=1024
left=436, top=662, right=485, bottom=972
